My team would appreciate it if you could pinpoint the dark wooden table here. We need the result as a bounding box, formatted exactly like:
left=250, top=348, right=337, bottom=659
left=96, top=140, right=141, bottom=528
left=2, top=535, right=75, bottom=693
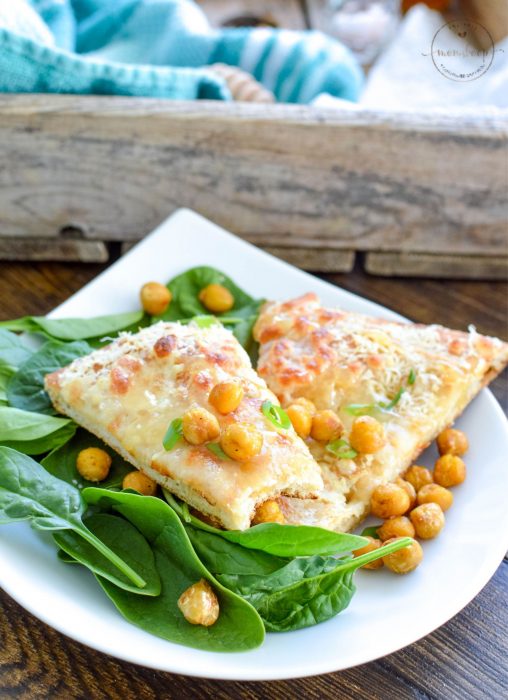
left=0, top=260, right=507, bottom=699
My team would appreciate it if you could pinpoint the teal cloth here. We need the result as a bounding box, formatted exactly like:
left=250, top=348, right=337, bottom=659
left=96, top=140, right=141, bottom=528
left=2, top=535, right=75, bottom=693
left=0, top=0, right=364, bottom=103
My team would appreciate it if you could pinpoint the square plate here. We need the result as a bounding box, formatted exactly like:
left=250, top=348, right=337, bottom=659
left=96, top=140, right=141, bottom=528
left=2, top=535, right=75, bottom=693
left=1, top=209, right=507, bottom=680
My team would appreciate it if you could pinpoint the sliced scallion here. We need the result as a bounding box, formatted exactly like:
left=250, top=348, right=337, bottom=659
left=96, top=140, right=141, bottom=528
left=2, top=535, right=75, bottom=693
left=206, top=442, right=229, bottom=460
left=325, top=438, right=358, bottom=460
left=378, top=387, right=405, bottom=411
left=162, top=418, right=183, bottom=451
left=261, top=400, right=291, bottom=430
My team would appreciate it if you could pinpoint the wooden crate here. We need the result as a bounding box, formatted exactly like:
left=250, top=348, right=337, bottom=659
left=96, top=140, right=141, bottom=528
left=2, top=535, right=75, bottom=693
left=0, top=0, right=507, bottom=278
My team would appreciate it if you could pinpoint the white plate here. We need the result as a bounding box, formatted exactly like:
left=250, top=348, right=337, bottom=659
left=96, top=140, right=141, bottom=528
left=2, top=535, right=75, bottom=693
left=1, top=209, right=507, bottom=680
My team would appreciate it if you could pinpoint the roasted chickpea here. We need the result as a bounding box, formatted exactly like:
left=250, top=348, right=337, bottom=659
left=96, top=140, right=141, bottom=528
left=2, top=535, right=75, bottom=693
left=434, top=454, right=466, bottom=487
left=410, top=502, right=445, bottom=539
left=394, top=477, right=417, bottom=511
left=198, top=284, right=234, bottom=313
left=286, top=404, right=312, bottom=439
left=221, top=423, right=263, bottom=462
left=122, top=470, right=158, bottom=496
left=370, top=483, right=411, bottom=519
left=310, top=409, right=344, bottom=443
left=208, top=381, right=244, bottom=415
left=382, top=537, right=423, bottom=574
left=252, top=499, right=285, bottom=525
left=436, top=428, right=468, bottom=457
left=349, top=416, right=385, bottom=454
left=76, top=447, right=112, bottom=482
left=353, top=536, right=383, bottom=569
left=403, top=465, right=433, bottom=492
left=292, top=397, right=317, bottom=416
left=182, top=407, right=220, bottom=445
left=177, top=579, right=219, bottom=627
left=140, top=282, right=172, bottom=316
left=417, top=483, right=453, bottom=512
left=377, top=516, right=415, bottom=541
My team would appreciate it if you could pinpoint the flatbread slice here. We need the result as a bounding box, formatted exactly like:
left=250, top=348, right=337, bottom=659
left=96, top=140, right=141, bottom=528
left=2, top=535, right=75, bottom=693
left=45, top=321, right=323, bottom=530
left=253, top=293, right=508, bottom=531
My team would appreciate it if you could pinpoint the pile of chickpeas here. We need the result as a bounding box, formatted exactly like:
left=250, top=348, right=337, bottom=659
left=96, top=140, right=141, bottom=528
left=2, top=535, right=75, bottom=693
left=354, top=427, right=468, bottom=574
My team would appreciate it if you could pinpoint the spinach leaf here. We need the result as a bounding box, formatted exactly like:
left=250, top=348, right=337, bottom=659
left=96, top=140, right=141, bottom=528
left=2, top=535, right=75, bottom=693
left=0, top=448, right=146, bottom=588
left=0, top=446, right=85, bottom=530
left=41, top=429, right=132, bottom=490
left=157, top=266, right=264, bottom=359
left=360, top=525, right=381, bottom=539
left=7, top=340, right=92, bottom=414
left=83, top=488, right=265, bottom=652
left=0, top=329, right=33, bottom=369
left=217, top=555, right=343, bottom=597
left=165, top=492, right=367, bottom=557
left=221, top=538, right=412, bottom=632
left=0, top=311, right=145, bottom=341
left=0, top=406, right=76, bottom=455
left=54, top=512, right=160, bottom=596
left=184, top=525, right=289, bottom=577
left=159, top=266, right=255, bottom=321
left=0, top=363, right=15, bottom=405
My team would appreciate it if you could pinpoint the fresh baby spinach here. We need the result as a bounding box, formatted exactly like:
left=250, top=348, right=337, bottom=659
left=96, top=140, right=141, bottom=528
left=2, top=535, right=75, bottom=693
left=165, top=492, right=367, bottom=557
left=0, top=364, right=14, bottom=405
left=41, top=429, right=133, bottom=490
left=7, top=339, right=92, bottom=414
left=157, top=266, right=264, bottom=360
left=0, top=310, right=145, bottom=342
left=0, top=406, right=76, bottom=455
left=360, top=525, right=381, bottom=539
left=184, top=516, right=411, bottom=633
left=0, top=329, right=33, bottom=369
left=0, top=448, right=146, bottom=589
left=159, top=266, right=255, bottom=321
left=184, top=524, right=289, bottom=577
left=82, top=488, right=265, bottom=652
left=54, top=512, right=160, bottom=596
left=219, top=538, right=412, bottom=632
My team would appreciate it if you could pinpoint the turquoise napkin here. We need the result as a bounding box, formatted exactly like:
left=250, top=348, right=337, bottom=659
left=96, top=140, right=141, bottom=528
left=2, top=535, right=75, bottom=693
left=0, top=0, right=363, bottom=103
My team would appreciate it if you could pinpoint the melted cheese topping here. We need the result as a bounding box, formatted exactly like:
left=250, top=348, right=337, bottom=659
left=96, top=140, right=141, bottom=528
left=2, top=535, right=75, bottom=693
left=254, top=294, right=508, bottom=525
left=45, top=321, right=323, bottom=530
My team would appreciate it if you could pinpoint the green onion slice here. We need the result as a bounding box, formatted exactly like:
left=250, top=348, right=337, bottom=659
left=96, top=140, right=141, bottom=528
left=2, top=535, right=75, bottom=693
left=325, top=438, right=358, bottom=459
left=346, top=386, right=406, bottom=416
left=378, top=387, right=405, bottom=410
left=408, top=368, right=417, bottom=385
left=261, top=400, right=291, bottom=430
left=345, top=403, right=376, bottom=416
left=162, top=418, right=183, bottom=451
left=206, top=442, right=229, bottom=460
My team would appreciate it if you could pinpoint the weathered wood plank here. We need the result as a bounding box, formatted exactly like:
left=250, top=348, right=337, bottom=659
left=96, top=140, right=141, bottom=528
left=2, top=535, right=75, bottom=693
left=261, top=246, right=355, bottom=271
left=197, top=0, right=307, bottom=28
left=365, top=252, right=508, bottom=280
left=0, top=237, right=108, bottom=262
left=0, top=96, right=506, bottom=259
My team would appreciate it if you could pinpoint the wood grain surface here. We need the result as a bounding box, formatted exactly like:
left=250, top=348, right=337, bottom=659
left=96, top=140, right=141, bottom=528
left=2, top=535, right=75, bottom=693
left=0, top=259, right=506, bottom=699
left=1, top=96, right=506, bottom=263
